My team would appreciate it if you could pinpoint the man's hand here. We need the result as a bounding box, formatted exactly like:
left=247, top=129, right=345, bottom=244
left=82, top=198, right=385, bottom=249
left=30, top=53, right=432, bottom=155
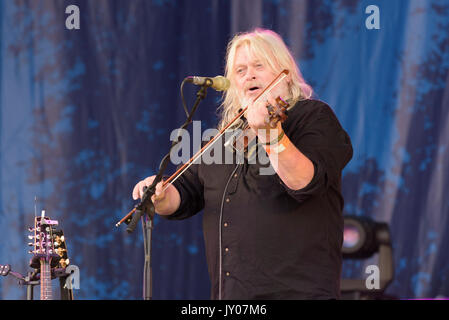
left=132, top=175, right=181, bottom=215
left=246, top=93, right=284, bottom=143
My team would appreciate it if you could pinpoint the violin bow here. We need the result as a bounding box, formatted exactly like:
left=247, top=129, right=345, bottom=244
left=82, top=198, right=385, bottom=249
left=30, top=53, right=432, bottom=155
left=116, top=69, right=289, bottom=227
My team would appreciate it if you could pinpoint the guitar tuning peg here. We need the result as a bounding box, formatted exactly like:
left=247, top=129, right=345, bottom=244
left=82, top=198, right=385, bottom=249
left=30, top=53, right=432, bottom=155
left=28, top=227, right=35, bottom=232
left=28, top=242, right=37, bottom=246
left=56, top=247, right=66, bottom=255
left=59, top=258, right=70, bottom=268
left=28, top=235, right=34, bottom=240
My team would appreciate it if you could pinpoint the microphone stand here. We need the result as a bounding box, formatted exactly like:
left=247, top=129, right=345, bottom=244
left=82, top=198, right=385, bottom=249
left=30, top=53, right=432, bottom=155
left=123, top=81, right=210, bottom=300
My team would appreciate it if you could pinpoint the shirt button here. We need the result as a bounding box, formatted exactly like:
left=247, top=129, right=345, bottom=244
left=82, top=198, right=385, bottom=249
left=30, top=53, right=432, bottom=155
left=225, top=198, right=230, bottom=203
left=225, top=272, right=230, bottom=277
left=223, top=222, right=228, bottom=227
left=225, top=247, right=229, bottom=252
left=233, top=173, right=238, bottom=178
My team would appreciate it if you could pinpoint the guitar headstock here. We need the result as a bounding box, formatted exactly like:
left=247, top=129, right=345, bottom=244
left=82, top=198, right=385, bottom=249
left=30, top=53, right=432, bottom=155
left=28, top=214, right=61, bottom=269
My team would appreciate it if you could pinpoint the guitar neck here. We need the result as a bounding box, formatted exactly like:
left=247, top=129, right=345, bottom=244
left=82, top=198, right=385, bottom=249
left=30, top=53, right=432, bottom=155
left=40, top=259, right=52, bottom=300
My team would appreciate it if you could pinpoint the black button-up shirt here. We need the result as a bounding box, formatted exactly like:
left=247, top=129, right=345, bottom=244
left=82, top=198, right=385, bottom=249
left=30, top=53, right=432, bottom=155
left=165, top=99, right=353, bottom=299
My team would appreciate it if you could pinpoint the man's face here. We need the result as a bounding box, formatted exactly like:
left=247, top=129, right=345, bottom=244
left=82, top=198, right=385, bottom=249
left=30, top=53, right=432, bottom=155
left=233, top=45, right=288, bottom=104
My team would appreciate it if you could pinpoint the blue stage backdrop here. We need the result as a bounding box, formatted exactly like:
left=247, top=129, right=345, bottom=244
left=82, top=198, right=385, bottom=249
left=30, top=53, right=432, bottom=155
left=0, top=0, right=448, bottom=299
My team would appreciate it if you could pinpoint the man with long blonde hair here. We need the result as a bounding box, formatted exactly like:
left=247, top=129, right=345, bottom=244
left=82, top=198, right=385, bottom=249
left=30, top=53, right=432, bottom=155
left=133, top=28, right=353, bottom=299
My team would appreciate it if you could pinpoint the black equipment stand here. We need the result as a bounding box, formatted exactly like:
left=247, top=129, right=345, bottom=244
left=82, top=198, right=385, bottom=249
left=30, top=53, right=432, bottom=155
left=0, top=264, right=73, bottom=300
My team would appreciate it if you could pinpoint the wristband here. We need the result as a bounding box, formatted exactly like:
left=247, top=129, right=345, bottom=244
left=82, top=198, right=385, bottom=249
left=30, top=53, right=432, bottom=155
left=261, top=130, right=285, bottom=146
left=263, top=133, right=289, bottom=155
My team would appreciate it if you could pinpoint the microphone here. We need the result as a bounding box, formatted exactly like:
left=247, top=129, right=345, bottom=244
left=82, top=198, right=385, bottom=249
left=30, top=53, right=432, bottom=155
left=186, top=75, right=230, bottom=91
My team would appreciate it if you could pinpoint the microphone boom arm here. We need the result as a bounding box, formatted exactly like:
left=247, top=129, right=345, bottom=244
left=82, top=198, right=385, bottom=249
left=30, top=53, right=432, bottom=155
left=116, top=80, right=210, bottom=229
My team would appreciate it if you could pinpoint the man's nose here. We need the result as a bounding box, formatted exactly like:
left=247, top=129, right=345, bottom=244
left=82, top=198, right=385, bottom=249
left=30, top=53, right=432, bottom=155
left=245, top=66, right=256, bottom=81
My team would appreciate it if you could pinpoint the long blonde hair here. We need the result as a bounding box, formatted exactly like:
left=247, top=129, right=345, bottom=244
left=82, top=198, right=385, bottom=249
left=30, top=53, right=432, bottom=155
left=218, top=28, right=313, bottom=130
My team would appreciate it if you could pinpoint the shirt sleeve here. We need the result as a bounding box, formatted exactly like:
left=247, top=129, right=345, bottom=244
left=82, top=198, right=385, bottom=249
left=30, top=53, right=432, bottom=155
left=279, top=99, right=353, bottom=202
left=162, top=162, right=205, bottom=220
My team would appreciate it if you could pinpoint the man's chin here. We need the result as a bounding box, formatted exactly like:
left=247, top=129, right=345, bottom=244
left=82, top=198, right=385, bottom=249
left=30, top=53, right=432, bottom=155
left=246, top=89, right=262, bottom=99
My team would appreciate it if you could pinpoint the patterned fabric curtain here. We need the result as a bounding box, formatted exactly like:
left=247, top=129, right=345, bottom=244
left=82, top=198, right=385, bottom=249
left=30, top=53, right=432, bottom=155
left=0, top=0, right=448, bottom=299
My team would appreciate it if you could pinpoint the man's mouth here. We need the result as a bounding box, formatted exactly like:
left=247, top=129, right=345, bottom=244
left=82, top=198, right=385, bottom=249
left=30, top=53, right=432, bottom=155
left=247, top=86, right=261, bottom=94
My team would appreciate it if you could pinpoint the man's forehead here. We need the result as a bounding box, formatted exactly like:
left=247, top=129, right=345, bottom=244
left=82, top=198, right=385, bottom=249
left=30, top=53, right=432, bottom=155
left=234, top=45, right=265, bottom=65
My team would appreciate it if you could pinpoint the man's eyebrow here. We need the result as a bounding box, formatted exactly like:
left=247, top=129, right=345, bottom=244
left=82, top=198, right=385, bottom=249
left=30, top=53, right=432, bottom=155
left=235, top=59, right=262, bottom=68
left=234, top=64, right=246, bottom=71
